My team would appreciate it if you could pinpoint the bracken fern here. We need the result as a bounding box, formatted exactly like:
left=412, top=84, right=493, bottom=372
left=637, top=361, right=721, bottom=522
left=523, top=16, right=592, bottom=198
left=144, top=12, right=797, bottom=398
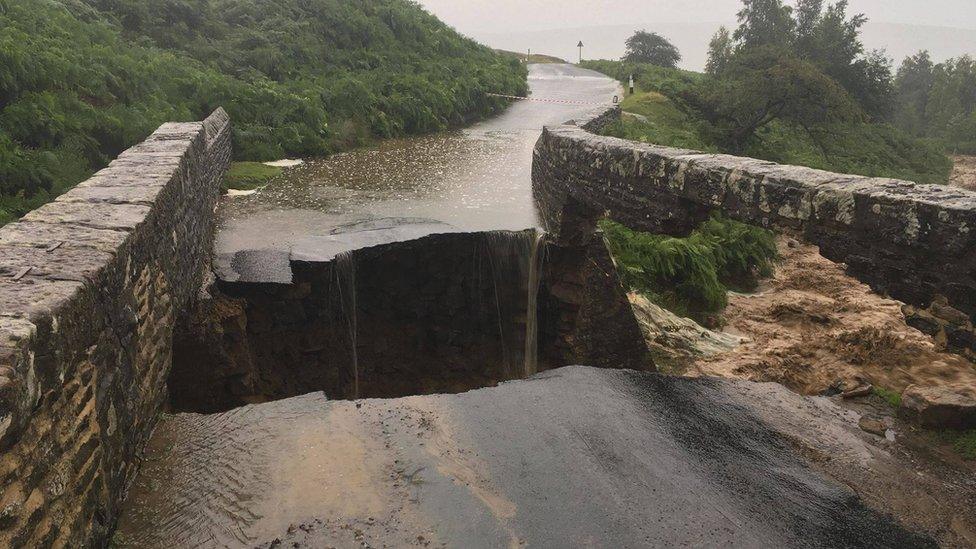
left=601, top=215, right=778, bottom=320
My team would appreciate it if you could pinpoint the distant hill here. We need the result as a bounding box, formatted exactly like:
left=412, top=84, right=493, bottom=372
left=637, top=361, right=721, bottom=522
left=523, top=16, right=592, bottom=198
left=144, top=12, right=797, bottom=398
left=495, top=49, right=567, bottom=64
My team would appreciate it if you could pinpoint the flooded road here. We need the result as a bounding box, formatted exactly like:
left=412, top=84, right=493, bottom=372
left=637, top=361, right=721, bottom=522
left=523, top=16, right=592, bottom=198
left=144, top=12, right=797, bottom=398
left=216, top=64, right=620, bottom=282
left=115, top=367, right=937, bottom=548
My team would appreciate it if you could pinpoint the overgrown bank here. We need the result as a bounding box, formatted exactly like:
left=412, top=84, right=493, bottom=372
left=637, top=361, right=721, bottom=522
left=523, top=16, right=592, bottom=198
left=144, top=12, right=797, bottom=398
left=601, top=216, right=778, bottom=325
left=579, top=0, right=971, bottom=185
left=0, top=0, right=527, bottom=224
left=584, top=60, right=951, bottom=184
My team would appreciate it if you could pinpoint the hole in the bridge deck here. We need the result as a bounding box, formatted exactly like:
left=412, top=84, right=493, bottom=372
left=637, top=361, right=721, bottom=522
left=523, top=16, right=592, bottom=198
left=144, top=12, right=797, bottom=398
left=169, top=229, right=570, bottom=413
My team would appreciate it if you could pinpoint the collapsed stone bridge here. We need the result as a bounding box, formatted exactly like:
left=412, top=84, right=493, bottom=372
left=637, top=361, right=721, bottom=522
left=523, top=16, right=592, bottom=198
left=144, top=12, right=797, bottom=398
left=1, top=102, right=975, bottom=547
left=533, top=106, right=976, bottom=360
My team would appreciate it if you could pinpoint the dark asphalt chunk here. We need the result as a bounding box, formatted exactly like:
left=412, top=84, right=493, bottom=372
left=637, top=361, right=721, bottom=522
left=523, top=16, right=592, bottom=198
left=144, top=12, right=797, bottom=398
left=442, top=367, right=935, bottom=548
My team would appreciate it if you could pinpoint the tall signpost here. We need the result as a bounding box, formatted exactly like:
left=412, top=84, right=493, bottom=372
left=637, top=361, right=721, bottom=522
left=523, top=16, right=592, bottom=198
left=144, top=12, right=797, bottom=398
left=577, top=41, right=584, bottom=64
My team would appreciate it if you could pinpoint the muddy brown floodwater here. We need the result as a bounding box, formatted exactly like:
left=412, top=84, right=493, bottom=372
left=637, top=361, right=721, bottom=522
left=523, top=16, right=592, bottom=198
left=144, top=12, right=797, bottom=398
left=951, top=155, right=976, bottom=191
left=693, top=235, right=976, bottom=399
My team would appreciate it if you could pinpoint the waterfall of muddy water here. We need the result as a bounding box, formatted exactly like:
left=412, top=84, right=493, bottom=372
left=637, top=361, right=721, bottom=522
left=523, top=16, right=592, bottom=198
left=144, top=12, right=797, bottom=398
left=482, top=230, right=542, bottom=380
left=335, top=251, right=359, bottom=399
left=524, top=231, right=546, bottom=377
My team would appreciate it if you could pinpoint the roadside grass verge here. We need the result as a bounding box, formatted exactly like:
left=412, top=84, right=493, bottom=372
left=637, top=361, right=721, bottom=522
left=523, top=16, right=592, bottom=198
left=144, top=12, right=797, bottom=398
left=223, top=162, right=283, bottom=192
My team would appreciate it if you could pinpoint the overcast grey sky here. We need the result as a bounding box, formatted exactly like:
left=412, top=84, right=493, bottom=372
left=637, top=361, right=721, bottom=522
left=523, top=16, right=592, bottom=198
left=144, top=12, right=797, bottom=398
left=416, top=0, right=976, bottom=70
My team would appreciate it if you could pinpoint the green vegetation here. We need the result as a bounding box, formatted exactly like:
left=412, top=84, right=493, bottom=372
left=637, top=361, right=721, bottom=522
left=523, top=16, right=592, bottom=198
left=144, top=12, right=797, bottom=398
left=894, top=53, right=976, bottom=154
left=223, top=162, right=283, bottom=192
left=623, top=31, right=681, bottom=68
left=938, top=429, right=976, bottom=461
left=496, top=50, right=566, bottom=64
left=587, top=60, right=950, bottom=184
left=952, top=430, right=976, bottom=460
left=872, top=386, right=902, bottom=408
left=600, top=216, right=778, bottom=322
left=0, top=0, right=526, bottom=224
left=582, top=0, right=954, bottom=185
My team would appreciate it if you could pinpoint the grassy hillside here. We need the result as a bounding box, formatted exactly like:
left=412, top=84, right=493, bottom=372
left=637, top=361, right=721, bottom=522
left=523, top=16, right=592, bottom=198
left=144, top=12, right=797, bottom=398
left=496, top=50, right=567, bottom=64
left=583, top=60, right=951, bottom=184
left=0, top=0, right=527, bottom=224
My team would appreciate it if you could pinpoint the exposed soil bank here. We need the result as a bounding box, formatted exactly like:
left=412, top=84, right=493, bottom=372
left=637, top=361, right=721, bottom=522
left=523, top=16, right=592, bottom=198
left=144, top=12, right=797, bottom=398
left=691, top=236, right=976, bottom=401
left=172, top=228, right=647, bottom=412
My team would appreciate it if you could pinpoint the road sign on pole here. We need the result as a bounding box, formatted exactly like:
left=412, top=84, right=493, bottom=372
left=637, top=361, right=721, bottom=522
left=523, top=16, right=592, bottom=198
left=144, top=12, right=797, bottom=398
left=577, top=41, right=584, bottom=64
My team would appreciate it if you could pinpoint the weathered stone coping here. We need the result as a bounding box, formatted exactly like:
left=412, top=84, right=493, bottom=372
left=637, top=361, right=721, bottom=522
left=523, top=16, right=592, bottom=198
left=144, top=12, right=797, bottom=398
left=0, top=109, right=230, bottom=546
left=533, top=107, right=976, bottom=357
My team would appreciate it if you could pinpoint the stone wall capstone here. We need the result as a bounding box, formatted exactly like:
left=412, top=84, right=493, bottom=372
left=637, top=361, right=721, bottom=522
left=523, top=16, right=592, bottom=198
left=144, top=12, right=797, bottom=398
left=0, top=109, right=230, bottom=547
left=533, top=107, right=976, bottom=357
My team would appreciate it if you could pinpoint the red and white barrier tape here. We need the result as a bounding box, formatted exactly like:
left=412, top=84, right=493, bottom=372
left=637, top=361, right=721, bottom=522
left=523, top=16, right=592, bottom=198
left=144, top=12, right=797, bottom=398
left=486, top=93, right=616, bottom=106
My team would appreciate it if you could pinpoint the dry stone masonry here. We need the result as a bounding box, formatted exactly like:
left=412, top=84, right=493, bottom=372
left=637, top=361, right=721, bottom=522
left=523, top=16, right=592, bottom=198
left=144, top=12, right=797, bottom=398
left=0, top=109, right=230, bottom=547
left=533, top=106, right=976, bottom=360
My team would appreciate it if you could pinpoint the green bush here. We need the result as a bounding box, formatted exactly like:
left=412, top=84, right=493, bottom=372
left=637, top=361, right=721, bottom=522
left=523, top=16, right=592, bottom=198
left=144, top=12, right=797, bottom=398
left=600, top=215, right=777, bottom=320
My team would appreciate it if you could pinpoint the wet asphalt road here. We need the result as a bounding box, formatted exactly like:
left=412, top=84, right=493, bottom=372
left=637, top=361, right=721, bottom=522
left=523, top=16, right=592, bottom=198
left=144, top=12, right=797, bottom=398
left=115, top=366, right=933, bottom=548
left=215, top=64, right=620, bottom=283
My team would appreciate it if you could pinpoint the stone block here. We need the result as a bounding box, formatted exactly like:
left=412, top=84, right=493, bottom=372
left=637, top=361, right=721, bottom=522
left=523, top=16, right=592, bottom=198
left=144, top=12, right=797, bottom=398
left=901, top=385, right=976, bottom=430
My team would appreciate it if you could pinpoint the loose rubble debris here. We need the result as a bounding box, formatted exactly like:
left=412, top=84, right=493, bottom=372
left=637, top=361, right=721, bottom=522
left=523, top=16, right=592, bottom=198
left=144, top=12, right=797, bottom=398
left=950, top=155, right=976, bottom=191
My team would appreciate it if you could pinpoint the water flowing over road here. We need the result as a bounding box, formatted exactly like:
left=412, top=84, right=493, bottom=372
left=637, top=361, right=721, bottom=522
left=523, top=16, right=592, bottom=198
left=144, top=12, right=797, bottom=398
left=216, top=64, right=620, bottom=282
left=115, top=367, right=934, bottom=548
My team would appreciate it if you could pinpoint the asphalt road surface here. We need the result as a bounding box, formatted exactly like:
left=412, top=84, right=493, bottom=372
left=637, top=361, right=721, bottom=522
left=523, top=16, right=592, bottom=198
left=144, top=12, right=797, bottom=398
left=114, top=366, right=934, bottom=548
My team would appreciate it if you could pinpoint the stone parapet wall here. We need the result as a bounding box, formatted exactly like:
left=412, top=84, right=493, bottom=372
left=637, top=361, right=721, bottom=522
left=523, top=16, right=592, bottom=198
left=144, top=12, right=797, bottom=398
left=533, top=108, right=976, bottom=356
left=0, top=109, right=230, bottom=547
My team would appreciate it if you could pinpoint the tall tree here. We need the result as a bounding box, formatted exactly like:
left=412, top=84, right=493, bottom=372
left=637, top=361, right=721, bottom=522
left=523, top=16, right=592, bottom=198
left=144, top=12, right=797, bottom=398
left=623, top=30, right=681, bottom=68
left=794, top=0, right=825, bottom=40
left=706, top=26, right=734, bottom=75
left=895, top=51, right=936, bottom=136
left=683, top=46, right=863, bottom=151
left=733, top=0, right=795, bottom=49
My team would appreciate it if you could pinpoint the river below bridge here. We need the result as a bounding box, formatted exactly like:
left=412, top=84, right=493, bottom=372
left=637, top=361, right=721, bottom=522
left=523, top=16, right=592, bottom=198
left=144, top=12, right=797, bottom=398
left=216, top=64, right=620, bottom=282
